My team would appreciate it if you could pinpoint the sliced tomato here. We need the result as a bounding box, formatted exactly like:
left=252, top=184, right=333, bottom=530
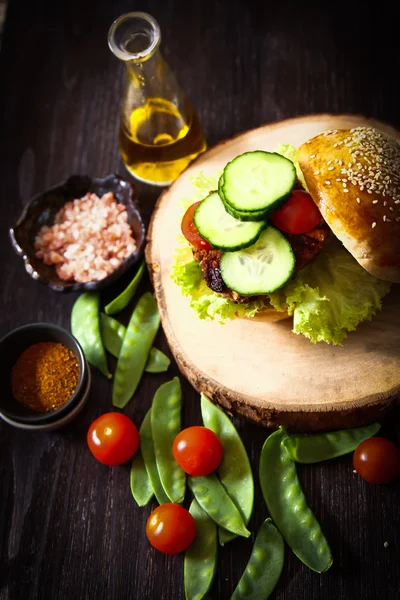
left=181, top=201, right=212, bottom=250
left=173, top=426, right=223, bottom=476
left=270, top=190, right=322, bottom=234
left=353, top=437, right=400, bottom=484
left=146, top=504, right=196, bottom=554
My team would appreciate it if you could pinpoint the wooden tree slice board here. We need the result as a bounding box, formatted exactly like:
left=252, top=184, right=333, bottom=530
left=146, top=114, right=400, bottom=432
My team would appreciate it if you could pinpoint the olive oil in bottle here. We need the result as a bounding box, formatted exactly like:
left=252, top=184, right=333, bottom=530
left=108, top=13, right=207, bottom=186
left=119, top=97, right=206, bottom=185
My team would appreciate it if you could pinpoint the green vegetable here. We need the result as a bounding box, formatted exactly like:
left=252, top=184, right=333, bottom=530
left=105, top=260, right=145, bottom=315
left=219, top=174, right=267, bottom=221
left=269, top=240, right=391, bottom=344
left=220, top=226, right=295, bottom=295
left=231, top=519, right=284, bottom=600
left=139, top=409, right=169, bottom=505
left=112, top=292, right=160, bottom=408
left=100, top=313, right=126, bottom=358
left=71, top=292, right=111, bottom=378
left=130, top=413, right=154, bottom=506
left=193, top=191, right=266, bottom=251
left=184, top=499, right=217, bottom=600
left=221, top=151, right=296, bottom=213
left=188, top=473, right=251, bottom=538
left=100, top=313, right=169, bottom=373
left=259, top=427, right=332, bottom=573
left=200, top=394, right=253, bottom=546
left=145, top=347, right=170, bottom=373
left=283, top=422, right=381, bottom=463
left=274, top=143, right=308, bottom=191
left=151, top=377, right=186, bottom=504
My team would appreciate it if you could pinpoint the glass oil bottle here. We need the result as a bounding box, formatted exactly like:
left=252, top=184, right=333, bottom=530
left=108, top=12, right=207, bottom=186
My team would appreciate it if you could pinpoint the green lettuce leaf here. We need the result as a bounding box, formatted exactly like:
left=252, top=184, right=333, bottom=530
left=274, top=143, right=308, bottom=191
left=170, top=158, right=391, bottom=343
left=269, top=240, right=391, bottom=344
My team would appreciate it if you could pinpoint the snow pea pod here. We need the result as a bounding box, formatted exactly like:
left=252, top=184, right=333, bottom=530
left=100, top=313, right=169, bottom=373
left=112, top=292, right=160, bottom=408
left=71, top=292, right=111, bottom=378
left=145, top=347, right=170, bottom=373
left=184, top=499, right=217, bottom=600
left=282, top=422, right=381, bottom=464
left=200, top=394, right=254, bottom=546
left=259, top=427, right=332, bottom=573
left=231, top=519, right=284, bottom=600
left=139, top=409, right=169, bottom=505
left=105, top=260, right=145, bottom=315
left=130, top=412, right=155, bottom=507
left=100, top=313, right=126, bottom=358
left=188, top=473, right=251, bottom=538
left=151, top=377, right=186, bottom=504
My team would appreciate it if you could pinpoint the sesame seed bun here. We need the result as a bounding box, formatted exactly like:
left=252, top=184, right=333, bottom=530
left=298, top=127, right=400, bottom=283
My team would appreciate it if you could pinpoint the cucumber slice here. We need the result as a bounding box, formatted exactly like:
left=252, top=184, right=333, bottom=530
left=220, top=226, right=295, bottom=295
left=222, top=151, right=296, bottom=212
left=194, top=192, right=265, bottom=251
left=218, top=175, right=267, bottom=222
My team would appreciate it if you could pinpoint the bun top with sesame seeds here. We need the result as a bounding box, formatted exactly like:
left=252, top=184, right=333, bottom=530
left=298, top=126, right=400, bottom=283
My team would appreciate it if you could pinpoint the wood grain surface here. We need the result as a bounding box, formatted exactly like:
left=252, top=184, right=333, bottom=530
left=147, top=114, right=400, bottom=431
left=0, top=1, right=399, bottom=600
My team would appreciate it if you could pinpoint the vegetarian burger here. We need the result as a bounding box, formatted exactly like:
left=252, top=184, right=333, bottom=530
left=172, top=127, right=399, bottom=344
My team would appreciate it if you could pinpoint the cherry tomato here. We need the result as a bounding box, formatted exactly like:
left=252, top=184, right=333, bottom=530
left=172, top=426, right=223, bottom=476
left=87, top=412, right=139, bottom=466
left=270, top=190, right=322, bottom=234
left=181, top=201, right=212, bottom=250
left=353, top=437, right=400, bottom=484
left=146, top=503, right=196, bottom=554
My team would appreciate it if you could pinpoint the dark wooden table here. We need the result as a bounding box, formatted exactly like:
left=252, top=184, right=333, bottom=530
left=1, top=1, right=399, bottom=599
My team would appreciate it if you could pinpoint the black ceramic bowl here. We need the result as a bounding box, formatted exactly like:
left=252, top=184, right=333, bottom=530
left=0, top=323, right=88, bottom=427
left=9, top=174, right=146, bottom=292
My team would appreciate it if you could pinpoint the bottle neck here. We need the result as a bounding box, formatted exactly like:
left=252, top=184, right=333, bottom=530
left=125, top=50, right=187, bottom=109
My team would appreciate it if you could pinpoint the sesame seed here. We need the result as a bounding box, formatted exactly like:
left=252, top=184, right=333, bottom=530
left=310, top=154, right=316, bottom=159
left=328, top=166, right=334, bottom=171
left=383, top=215, right=386, bottom=221
left=325, top=180, right=331, bottom=185
left=372, top=222, right=377, bottom=228
left=314, top=170, right=320, bottom=175
left=356, top=198, right=361, bottom=203
left=386, top=217, right=392, bottom=222
left=330, top=127, right=400, bottom=211
left=327, top=160, right=332, bottom=165
left=344, top=189, right=349, bottom=193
